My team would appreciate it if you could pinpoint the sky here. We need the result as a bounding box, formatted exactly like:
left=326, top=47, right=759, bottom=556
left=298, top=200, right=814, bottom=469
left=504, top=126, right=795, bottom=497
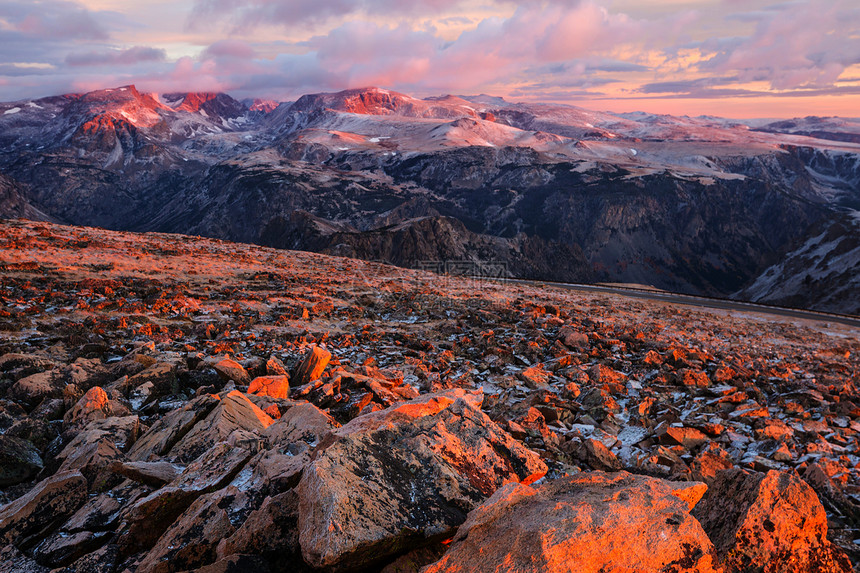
left=1, top=0, right=859, bottom=118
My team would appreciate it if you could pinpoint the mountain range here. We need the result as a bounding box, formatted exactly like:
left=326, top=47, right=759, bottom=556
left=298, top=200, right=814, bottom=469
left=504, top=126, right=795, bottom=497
left=1, top=85, right=858, bottom=315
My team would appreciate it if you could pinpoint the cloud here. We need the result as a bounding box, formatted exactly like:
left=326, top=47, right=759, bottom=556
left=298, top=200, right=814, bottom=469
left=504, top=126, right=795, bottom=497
left=292, top=1, right=660, bottom=93
left=700, top=1, right=860, bottom=89
left=200, top=39, right=257, bottom=60
left=186, top=0, right=470, bottom=33
left=66, top=46, right=167, bottom=67
left=0, top=0, right=108, bottom=40
left=638, top=76, right=740, bottom=95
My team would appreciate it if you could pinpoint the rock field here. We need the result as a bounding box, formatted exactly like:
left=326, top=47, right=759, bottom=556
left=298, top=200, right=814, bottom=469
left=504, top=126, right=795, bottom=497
left=0, top=218, right=858, bottom=572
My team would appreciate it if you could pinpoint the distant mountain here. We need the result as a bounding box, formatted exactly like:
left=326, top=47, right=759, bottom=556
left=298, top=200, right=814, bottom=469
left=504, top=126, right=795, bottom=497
left=754, top=116, right=860, bottom=144
left=0, top=85, right=858, bottom=314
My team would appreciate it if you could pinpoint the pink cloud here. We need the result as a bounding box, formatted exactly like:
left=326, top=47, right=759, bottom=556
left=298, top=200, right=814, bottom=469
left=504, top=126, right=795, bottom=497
left=187, top=0, right=472, bottom=31
left=200, top=39, right=258, bottom=60
left=6, top=0, right=108, bottom=40
left=703, top=1, right=860, bottom=89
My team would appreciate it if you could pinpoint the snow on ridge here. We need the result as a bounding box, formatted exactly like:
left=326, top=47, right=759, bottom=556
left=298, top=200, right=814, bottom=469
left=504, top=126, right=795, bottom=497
left=4, top=107, right=21, bottom=115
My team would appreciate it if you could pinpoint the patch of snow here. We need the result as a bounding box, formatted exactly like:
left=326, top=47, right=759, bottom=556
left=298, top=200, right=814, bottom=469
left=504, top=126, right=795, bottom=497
left=630, top=148, right=638, bottom=156
left=119, top=87, right=127, bottom=91
left=4, top=107, right=21, bottom=115
left=26, top=101, right=42, bottom=109
left=199, top=109, right=208, bottom=117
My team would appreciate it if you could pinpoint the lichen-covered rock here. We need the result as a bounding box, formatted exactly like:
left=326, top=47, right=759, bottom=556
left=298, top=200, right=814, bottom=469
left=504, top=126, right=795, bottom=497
left=0, top=470, right=87, bottom=547
left=0, top=544, right=48, bottom=573
left=136, top=487, right=249, bottom=573
left=108, top=460, right=183, bottom=487
left=250, top=402, right=339, bottom=493
left=127, top=394, right=220, bottom=462
left=9, top=369, right=62, bottom=409
left=692, top=468, right=852, bottom=572
left=33, top=530, right=110, bottom=568
left=117, top=441, right=254, bottom=555
left=168, top=391, right=273, bottom=462
left=422, top=472, right=717, bottom=573
left=218, top=490, right=305, bottom=568
left=297, top=389, right=547, bottom=571
left=0, top=435, right=43, bottom=486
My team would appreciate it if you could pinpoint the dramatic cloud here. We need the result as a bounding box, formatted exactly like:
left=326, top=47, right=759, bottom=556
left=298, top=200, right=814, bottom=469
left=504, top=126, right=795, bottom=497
left=0, top=0, right=858, bottom=116
left=700, top=1, right=860, bottom=89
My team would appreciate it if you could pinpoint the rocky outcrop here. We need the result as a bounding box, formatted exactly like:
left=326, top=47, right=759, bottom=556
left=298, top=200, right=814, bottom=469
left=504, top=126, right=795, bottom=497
left=693, top=469, right=852, bottom=573
left=0, top=220, right=856, bottom=572
left=423, top=472, right=717, bottom=573
left=0, top=470, right=87, bottom=547
left=0, top=436, right=43, bottom=486
left=297, top=389, right=547, bottom=571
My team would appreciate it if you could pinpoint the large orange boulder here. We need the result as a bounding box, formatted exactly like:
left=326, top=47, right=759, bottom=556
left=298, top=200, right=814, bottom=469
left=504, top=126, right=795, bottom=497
left=248, top=375, right=290, bottom=399
left=692, top=468, right=852, bottom=572
left=422, top=471, right=717, bottom=573
left=296, top=389, right=546, bottom=571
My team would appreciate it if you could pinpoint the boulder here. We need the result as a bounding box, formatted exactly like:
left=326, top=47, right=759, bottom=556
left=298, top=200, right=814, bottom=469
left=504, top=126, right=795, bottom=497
left=127, top=394, right=220, bottom=462
left=55, top=432, right=123, bottom=490
left=692, top=468, right=852, bottom=572
left=0, top=544, right=49, bottom=573
left=293, top=345, right=331, bottom=387
left=218, top=490, right=304, bottom=567
left=250, top=402, right=339, bottom=492
left=168, top=391, right=273, bottom=462
left=659, top=425, right=710, bottom=449
left=136, top=487, right=249, bottom=573
left=248, top=375, right=290, bottom=399
left=62, top=489, right=128, bottom=532
left=123, top=361, right=180, bottom=396
left=0, top=353, right=58, bottom=382
left=108, top=460, right=183, bottom=487
left=117, top=441, right=254, bottom=554
left=0, top=435, right=43, bottom=486
left=33, top=530, right=110, bottom=568
left=576, top=437, right=622, bottom=471
left=63, top=386, right=112, bottom=428
left=297, top=389, right=546, bottom=571
left=9, top=369, right=62, bottom=409
left=54, top=416, right=140, bottom=488
left=0, top=470, right=87, bottom=547
left=423, top=472, right=717, bottom=573
left=213, top=358, right=251, bottom=386
left=558, top=327, right=589, bottom=348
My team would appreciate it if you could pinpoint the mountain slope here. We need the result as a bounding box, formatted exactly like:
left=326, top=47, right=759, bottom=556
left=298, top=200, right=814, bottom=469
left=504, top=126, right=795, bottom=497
left=1, top=85, right=859, bottom=314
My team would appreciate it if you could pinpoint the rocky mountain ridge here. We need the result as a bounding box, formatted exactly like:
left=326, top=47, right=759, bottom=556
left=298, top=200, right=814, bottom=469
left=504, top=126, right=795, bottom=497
left=1, top=85, right=858, bottom=314
left=0, top=219, right=858, bottom=572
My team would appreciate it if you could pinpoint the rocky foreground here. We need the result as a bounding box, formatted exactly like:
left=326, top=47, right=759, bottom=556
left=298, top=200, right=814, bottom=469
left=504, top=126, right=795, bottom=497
left=0, top=219, right=858, bottom=572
